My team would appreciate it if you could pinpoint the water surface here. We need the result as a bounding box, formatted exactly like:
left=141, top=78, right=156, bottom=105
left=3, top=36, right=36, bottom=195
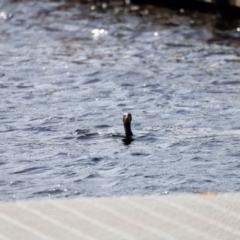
left=1, top=0, right=240, bottom=200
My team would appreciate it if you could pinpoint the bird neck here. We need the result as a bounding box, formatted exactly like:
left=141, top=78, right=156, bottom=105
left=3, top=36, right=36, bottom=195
left=124, top=122, right=133, bottom=138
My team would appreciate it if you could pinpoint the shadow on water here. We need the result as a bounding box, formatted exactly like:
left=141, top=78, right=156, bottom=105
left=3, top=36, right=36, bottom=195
left=122, top=137, right=134, bottom=146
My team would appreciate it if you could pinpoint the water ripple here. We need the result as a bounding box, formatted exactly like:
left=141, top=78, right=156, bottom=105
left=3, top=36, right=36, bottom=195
left=11, top=167, right=48, bottom=175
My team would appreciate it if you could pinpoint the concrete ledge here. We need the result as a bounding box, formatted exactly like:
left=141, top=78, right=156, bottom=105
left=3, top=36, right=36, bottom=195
left=0, top=193, right=240, bottom=240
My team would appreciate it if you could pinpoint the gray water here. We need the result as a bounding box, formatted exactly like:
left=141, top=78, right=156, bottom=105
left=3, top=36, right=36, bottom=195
left=1, top=0, right=240, bottom=201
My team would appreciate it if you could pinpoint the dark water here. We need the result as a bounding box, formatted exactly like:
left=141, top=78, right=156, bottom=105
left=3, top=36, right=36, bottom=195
left=1, top=0, right=240, bottom=201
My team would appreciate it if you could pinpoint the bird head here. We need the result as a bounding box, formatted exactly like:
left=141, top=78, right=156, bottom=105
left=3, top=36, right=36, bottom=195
left=122, top=113, right=132, bottom=123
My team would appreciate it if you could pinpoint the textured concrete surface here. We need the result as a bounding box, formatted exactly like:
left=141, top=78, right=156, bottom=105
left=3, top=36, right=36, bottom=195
left=0, top=193, right=240, bottom=240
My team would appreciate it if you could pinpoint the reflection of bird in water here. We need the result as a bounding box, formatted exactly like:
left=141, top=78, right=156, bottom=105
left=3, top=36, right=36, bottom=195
left=122, top=112, right=134, bottom=145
